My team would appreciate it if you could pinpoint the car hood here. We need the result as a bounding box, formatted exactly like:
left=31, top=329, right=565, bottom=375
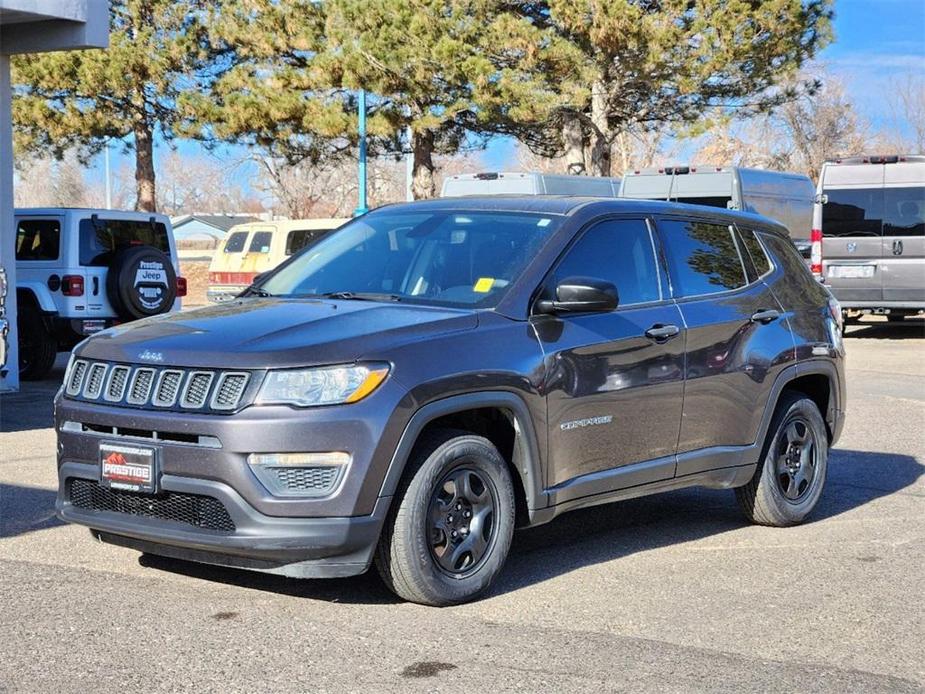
left=77, top=298, right=479, bottom=369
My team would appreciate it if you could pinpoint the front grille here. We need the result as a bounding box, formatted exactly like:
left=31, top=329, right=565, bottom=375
left=68, top=478, right=235, bottom=533
left=64, top=360, right=254, bottom=413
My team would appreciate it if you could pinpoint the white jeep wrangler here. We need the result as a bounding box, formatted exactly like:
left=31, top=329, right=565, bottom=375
left=14, top=208, right=185, bottom=380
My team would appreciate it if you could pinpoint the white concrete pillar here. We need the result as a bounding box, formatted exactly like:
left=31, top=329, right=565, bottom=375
left=0, top=53, right=18, bottom=391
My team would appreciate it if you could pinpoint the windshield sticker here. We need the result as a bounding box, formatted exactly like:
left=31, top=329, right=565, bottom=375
left=537, top=218, right=552, bottom=227
left=473, top=277, right=495, bottom=293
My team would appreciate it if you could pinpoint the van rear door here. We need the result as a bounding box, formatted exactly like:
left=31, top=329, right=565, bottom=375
left=821, top=164, right=884, bottom=304
left=880, top=164, right=924, bottom=304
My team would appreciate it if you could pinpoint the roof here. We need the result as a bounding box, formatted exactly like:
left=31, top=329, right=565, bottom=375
left=15, top=208, right=170, bottom=223
left=374, top=196, right=789, bottom=231
left=171, top=214, right=260, bottom=232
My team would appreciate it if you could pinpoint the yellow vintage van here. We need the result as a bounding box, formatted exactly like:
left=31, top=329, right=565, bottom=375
left=207, top=218, right=348, bottom=303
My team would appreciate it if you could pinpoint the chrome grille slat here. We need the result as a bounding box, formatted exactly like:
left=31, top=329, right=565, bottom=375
left=181, top=371, right=214, bottom=409
left=153, top=369, right=184, bottom=407
left=104, top=365, right=131, bottom=402
left=64, top=361, right=250, bottom=412
left=66, top=360, right=89, bottom=396
left=127, top=368, right=156, bottom=405
left=83, top=363, right=107, bottom=399
left=211, top=372, right=250, bottom=411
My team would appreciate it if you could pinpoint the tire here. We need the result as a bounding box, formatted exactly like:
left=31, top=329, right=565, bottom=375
left=736, top=392, right=828, bottom=527
left=887, top=313, right=905, bottom=323
left=18, top=307, right=57, bottom=381
left=106, top=245, right=177, bottom=321
left=375, top=429, right=516, bottom=606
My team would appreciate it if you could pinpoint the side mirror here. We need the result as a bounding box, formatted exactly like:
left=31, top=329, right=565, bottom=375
left=535, top=276, right=619, bottom=315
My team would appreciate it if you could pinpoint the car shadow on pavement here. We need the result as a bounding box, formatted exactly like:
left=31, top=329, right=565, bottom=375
left=845, top=318, right=925, bottom=340
left=0, top=483, right=65, bottom=539
left=491, top=447, right=921, bottom=598
left=135, top=447, right=920, bottom=604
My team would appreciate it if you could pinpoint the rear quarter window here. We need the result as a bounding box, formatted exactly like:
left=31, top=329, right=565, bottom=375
left=16, top=219, right=60, bottom=261
left=78, top=219, right=170, bottom=267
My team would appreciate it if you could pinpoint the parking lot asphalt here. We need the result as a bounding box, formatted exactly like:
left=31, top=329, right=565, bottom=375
left=1, top=318, right=923, bottom=693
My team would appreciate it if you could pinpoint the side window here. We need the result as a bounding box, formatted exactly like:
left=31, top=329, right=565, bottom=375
left=551, top=219, right=661, bottom=306
left=738, top=228, right=773, bottom=277
left=223, top=232, right=248, bottom=253
left=286, top=229, right=329, bottom=255
left=15, top=219, right=61, bottom=261
left=249, top=231, right=273, bottom=253
left=757, top=232, right=812, bottom=279
left=882, top=187, right=925, bottom=237
left=658, top=219, right=747, bottom=297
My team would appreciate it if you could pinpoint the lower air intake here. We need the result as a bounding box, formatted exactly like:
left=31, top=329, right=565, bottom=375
left=68, top=478, right=235, bottom=533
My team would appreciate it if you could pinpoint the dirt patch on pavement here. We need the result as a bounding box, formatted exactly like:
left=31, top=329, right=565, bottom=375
left=180, top=260, right=210, bottom=307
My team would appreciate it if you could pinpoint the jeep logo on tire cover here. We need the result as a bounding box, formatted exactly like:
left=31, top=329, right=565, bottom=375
left=134, top=260, right=169, bottom=310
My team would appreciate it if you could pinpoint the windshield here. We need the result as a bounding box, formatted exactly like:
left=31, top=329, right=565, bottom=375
left=260, top=210, right=561, bottom=307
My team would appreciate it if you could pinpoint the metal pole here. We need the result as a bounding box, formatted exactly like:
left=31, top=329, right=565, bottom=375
left=353, top=89, right=368, bottom=217
left=405, top=125, right=413, bottom=201
left=104, top=140, right=112, bottom=209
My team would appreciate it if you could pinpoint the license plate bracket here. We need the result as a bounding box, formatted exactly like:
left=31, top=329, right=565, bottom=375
left=828, top=264, right=875, bottom=279
left=100, top=442, right=158, bottom=494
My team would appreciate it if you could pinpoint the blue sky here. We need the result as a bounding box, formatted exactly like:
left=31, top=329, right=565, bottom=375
left=93, top=0, right=925, bottom=196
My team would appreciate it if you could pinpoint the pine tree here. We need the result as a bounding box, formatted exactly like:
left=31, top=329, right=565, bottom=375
left=12, top=0, right=224, bottom=211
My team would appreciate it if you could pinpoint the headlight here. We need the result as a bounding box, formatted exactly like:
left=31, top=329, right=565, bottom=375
left=256, top=363, right=390, bottom=407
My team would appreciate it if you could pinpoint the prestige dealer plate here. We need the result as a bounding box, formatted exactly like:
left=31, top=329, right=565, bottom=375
left=100, top=442, right=158, bottom=493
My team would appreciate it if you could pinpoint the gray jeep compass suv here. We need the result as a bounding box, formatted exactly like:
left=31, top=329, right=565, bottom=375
left=55, top=197, right=846, bottom=606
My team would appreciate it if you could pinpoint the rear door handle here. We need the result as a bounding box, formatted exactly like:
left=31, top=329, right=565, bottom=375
left=751, top=309, right=780, bottom=324
left=645, top=324, right=680, bottom=341
left=893, top=240, right=904, bottom=256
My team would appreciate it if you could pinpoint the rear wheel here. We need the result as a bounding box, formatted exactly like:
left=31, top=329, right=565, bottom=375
left=887, top=312, right=906, bottom=323
left=375, top=429, right=515, bottom=606
left=17, top=307, right=57, bottom=381
left=736, top=392, right=828, bottom=527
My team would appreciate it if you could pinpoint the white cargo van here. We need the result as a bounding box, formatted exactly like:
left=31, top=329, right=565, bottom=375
left=813, top=155, right=924, bottom=322
left=441, top=172, right=621, bottom=197
left=620, top=166, right=815, bottom=246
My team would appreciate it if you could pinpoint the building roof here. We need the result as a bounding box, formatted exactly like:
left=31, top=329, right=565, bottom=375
left=171, top=214, right=260, bottom=233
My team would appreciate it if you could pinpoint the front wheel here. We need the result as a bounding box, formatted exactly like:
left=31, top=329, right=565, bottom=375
left=375, top=429, right=515, bottom=606
left=736, top=392, right=828, bottom=527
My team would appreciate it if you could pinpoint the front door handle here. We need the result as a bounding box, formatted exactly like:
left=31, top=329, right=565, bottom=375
left=751, top=309, right=781, bottom=324
left=645, top=324, right=680, bottom=341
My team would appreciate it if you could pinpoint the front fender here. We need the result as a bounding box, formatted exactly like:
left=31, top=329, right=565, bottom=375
left=377, top=391, right=549, bottom=521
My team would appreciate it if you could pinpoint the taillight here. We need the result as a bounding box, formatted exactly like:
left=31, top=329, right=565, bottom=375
left=176, top=276, right=188, bottom=297
left=61, top=275, right=84, bottom=297
left=810, top=228, right=823, bottom=279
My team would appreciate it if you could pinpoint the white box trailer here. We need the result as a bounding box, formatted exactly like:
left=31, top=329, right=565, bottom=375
left=619, top=165, right=815, bottom=246
left=441, top=172, right=621, bottom=198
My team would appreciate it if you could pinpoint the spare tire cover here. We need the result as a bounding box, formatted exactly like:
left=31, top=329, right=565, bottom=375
left=106, top=245, right=177, bottom=321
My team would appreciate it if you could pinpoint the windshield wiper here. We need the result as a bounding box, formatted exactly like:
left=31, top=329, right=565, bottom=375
left=242, top=286, right=274, bottom=298
left=319, top=291, right=402, bottom=302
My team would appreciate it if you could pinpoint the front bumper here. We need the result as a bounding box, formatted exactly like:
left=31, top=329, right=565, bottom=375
left=57, top=461, right=390, bottom=578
